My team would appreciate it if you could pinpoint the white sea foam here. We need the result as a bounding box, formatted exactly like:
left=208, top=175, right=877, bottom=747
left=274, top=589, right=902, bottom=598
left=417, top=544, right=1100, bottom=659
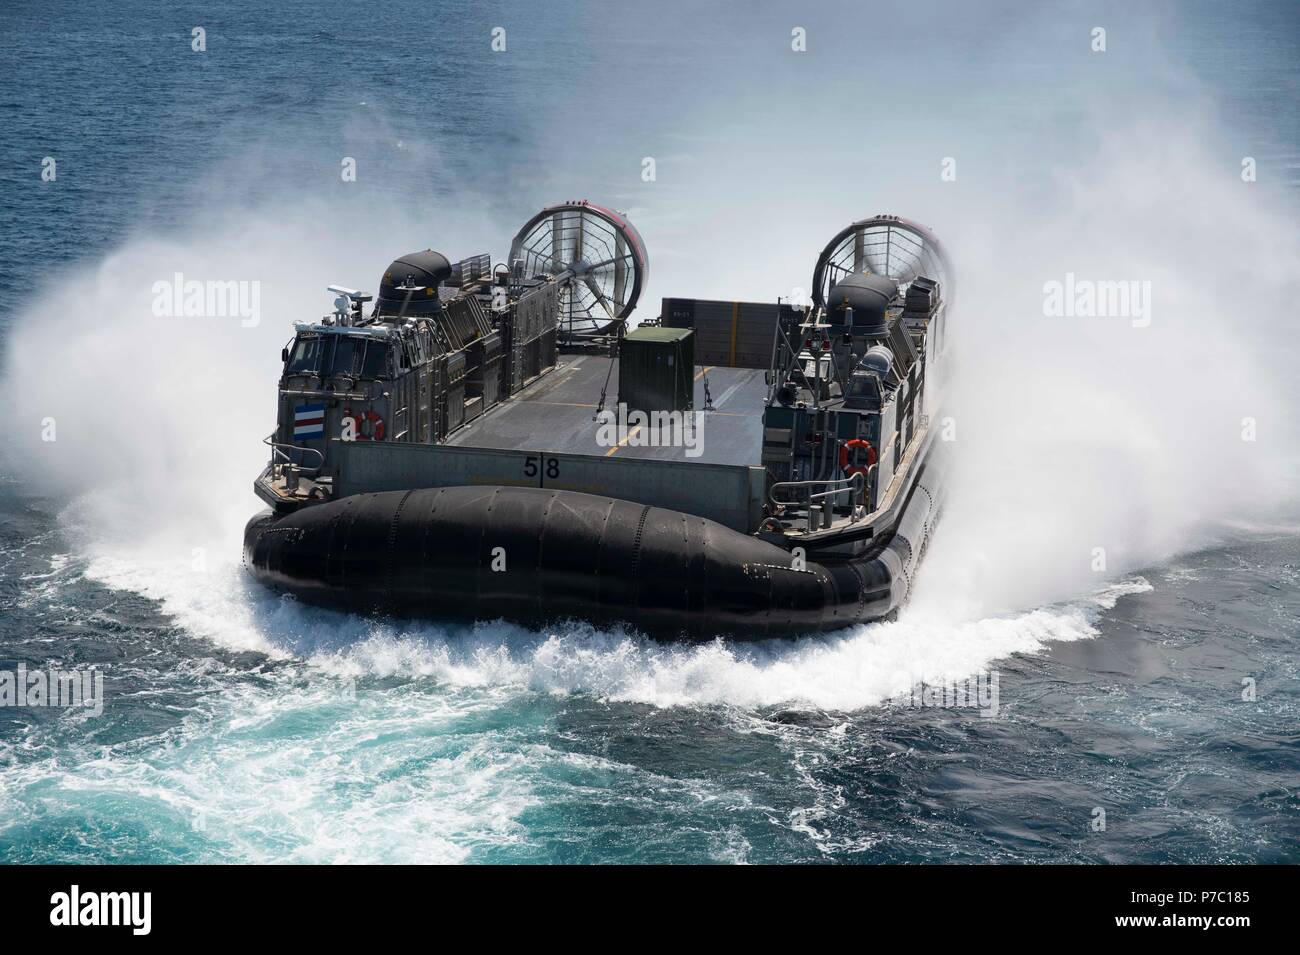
left=74, top=522, right=1151, bottom=711
left=0, top=668, right=542, bottom=863
left=0, top=570, right=1154, bottom=863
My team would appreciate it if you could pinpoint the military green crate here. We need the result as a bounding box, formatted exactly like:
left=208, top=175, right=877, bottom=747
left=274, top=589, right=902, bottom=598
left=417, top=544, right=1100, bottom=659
left=618, top=327, right=695, bottom=414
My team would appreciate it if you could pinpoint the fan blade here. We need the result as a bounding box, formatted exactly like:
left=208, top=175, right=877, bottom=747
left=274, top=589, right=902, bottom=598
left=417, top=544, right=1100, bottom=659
left=584, top=274, right=618, bottom=323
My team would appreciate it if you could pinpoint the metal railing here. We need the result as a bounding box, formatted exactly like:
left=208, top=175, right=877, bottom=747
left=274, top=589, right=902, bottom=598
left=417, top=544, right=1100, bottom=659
left=279, top=387, right=375, bottom=401
left=768, top=469, right=872, bottom=532
left=264, top=433, right=324, bottom=474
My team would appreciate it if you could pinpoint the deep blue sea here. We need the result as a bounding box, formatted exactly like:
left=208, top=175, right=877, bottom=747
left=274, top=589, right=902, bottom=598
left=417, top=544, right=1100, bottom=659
left=1, top=0, right=1297, bottom=863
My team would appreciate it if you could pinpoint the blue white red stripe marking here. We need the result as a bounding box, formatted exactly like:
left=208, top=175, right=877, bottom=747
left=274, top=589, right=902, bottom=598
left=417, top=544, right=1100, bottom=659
left=293, top=403, right=325, bottom=439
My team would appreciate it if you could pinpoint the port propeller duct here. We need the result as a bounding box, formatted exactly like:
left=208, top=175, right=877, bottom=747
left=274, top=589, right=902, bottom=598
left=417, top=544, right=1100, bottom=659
left=811, top=215, right=952, bottom=310
left=509, top=201, right=649, bottom=341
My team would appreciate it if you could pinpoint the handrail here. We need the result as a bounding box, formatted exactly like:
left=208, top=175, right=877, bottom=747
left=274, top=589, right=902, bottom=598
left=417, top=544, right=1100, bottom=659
left=768, top=470, right=863, bottom=507
left=263, top=433, right=324, bottom=472
left=769, top=466, right=878, bottom=531
left=279, top=388, right=377, bottom=401
left=852, top=463, right=879, bottom=521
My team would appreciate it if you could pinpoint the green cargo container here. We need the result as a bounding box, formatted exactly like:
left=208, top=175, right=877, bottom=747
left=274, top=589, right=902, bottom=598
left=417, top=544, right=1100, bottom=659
left=618, top=326, right=695, bottom=415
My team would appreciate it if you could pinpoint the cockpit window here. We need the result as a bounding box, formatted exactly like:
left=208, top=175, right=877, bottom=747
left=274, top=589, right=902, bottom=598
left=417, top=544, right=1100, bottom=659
left=285, top=334, right=392, bottom=380
left=361, top=342, right=390, bottom=379
left=286, top=335, right=327, bottom=374
left=330, top=336, right=360, bottom=377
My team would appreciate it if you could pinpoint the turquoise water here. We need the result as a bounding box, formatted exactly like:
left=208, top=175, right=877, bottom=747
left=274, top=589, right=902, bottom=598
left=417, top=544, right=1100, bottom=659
left=1, top=0, right=1297, bottom=863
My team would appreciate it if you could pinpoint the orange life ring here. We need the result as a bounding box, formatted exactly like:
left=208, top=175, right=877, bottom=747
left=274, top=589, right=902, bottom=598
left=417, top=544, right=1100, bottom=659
left=840, top=438, right=877, bottom=477
left=341, top=408, right=385, bottom=441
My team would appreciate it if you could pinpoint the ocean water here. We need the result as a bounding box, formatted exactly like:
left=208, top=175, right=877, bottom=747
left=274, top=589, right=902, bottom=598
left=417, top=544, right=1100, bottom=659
left=1, top=0, right=1298, bottom=864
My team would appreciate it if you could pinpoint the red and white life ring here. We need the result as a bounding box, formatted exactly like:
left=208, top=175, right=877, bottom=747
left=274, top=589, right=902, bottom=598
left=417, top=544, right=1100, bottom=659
left=342, top=408, right=386, bottom=442
left=839, top=438, right=877, bottom=477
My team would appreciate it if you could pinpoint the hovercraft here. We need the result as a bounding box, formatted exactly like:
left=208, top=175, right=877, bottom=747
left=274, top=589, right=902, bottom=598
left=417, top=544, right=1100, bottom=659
left=243, top=203, right=951, bottom=640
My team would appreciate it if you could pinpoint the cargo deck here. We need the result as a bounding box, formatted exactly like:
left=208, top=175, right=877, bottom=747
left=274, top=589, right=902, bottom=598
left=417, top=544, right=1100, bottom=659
left=444, top=353, right=767, bottom=466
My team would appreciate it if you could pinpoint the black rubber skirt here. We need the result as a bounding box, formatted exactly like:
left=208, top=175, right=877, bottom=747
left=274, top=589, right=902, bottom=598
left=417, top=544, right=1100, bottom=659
left=243, top=483, right=934, bottom=640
